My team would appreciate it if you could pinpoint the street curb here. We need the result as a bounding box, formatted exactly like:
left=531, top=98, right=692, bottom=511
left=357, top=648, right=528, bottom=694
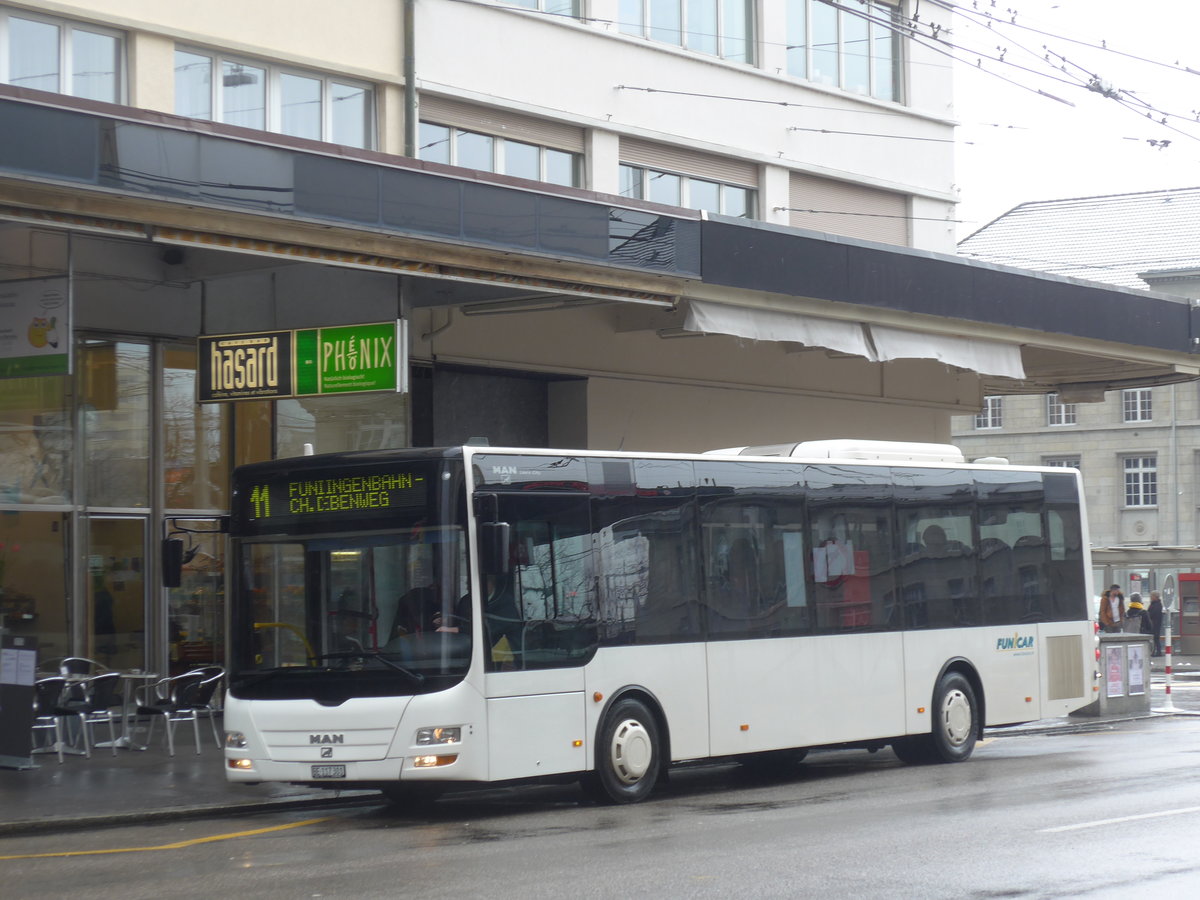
left=0, top=791, right=380, bottom=838
left=985, top=708, right=1200, bottom=738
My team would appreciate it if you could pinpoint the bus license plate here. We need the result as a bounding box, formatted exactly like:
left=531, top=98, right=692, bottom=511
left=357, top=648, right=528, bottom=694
left=311, top=765, right=346, bottom=779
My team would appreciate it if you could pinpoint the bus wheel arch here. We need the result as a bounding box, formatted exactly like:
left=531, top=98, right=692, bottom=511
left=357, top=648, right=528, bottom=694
left=584, top=687, right=670, bottom=804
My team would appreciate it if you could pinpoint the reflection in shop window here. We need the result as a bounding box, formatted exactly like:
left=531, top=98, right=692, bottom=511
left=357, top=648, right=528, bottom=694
left=0, top=374, right=70, bottom=505
left=276, top=394, right=410, bottom=458
left=81, top=340, right=150, bottom=508
left=167, top=520, right=226, bottom=675
left=0, top=511, right=70, bottom=661
left=163, top=345, right=229, bottom=510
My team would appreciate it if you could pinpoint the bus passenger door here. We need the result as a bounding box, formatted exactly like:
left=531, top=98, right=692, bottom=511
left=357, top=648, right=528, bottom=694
left=481, top=491, right=595, bottom=781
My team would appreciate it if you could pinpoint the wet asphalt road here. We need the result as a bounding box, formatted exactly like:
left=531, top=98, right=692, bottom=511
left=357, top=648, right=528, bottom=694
left=3, top=716, right=1200, bottom=899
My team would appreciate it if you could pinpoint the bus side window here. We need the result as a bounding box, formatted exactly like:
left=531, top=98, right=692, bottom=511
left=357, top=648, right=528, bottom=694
left=489, top=494, right=596, bottom=671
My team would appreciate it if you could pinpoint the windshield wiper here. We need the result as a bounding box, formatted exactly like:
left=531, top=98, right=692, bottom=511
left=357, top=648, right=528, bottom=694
left=312, top=650, right=425, bottom=683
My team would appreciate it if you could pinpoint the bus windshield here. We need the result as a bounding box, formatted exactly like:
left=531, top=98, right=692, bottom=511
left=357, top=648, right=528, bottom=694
left=232, top=523, right=471, bottom=697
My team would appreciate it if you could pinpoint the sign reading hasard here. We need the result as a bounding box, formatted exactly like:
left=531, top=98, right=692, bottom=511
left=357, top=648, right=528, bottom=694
left=198, top=331, right=293, bottom=401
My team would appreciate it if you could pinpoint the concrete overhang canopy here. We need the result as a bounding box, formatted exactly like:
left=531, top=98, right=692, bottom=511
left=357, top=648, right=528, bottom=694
left=0, top=88, right=1196, bottom=396
left=694, top=217, right=1200, bottom=395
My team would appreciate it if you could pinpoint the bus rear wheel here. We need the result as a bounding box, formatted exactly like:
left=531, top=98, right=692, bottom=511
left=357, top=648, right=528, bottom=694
left=584, top=697, right=661, bottom=804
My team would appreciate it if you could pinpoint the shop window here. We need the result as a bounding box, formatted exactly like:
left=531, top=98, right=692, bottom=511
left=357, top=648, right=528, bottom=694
left=0, top=374, right=70, bottom=505
left=174, top=48, right=375, bottom=149
left=164, top=345, right=230, bottom=511
left=81, top=340, right=150, bottom=508
left=0, top=7, right=123, bottom=102
left=0, top=511, right=70, bottom=661
left=275, top=395, right=409, bottom=458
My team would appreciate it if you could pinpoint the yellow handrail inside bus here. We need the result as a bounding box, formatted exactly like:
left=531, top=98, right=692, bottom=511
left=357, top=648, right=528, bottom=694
left=254, top=621, right=317, bottom=666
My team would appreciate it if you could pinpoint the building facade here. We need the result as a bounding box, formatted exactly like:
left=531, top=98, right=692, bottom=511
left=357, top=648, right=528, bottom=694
left=953, top=188, right=1200, bottom=599
left=2, top=2, right=1197, bottom=675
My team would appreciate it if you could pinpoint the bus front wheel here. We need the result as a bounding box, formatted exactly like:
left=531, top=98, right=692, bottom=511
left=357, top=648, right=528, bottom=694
left=893, top=671, right=978, bottom=764
left=931, top=671, right=978, bottom=762
left=584, top=697, right=661, bottom=804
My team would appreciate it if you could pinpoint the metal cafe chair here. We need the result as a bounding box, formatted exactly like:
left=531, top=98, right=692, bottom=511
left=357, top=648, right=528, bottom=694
left=134, top=672, right=205, bottom=757
left=57, top=672, right=124, bottom=758
left=58, top=657, right=110, bottom=678
left=185, top=667, right=225, bottom=749
left=31, top=676, right=67, bottom=764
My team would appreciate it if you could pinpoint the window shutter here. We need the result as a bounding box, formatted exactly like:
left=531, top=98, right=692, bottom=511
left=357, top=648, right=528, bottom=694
left=418, top=95, right=584, bottom=152
left=619, top=137, right=759, bottom=187
left=788, top=172, right=909, bottom=246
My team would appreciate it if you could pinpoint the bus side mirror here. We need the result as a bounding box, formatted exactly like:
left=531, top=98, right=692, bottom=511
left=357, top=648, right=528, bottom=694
left=162, top=538, right=184, bottom=588
left=479, top=522, right=511, bottom=576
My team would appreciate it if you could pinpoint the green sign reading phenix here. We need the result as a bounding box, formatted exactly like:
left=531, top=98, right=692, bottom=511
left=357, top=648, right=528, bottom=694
left=295, top=321, right=405, bottom=396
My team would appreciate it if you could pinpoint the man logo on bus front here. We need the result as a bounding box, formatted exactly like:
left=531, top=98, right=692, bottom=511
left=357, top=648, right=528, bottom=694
left=320, top=747, right=333, bottom=758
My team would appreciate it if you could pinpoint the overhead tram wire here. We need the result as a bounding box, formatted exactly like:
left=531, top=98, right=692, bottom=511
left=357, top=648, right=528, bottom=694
left=933, top=0, right=1200, bottom=142
left=925, top=0, right=1200, bottom=79
left=775, top=207, right=965, bottom=223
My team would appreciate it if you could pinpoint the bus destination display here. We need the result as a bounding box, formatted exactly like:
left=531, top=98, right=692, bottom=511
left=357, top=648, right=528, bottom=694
left=235, top=465, right=430, bottom=533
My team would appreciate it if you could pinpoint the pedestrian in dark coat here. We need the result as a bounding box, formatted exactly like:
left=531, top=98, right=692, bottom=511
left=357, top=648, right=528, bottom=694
left=1147, top=591, right=1165, bottom=657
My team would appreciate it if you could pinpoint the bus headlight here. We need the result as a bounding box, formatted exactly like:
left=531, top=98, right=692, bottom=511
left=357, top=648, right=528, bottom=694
left=225, top=731, right=248, bottom=749
left=416, top=726, right=461, bottom=745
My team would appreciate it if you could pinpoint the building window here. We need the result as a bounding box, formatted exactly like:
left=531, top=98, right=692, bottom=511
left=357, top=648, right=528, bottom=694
left=0, top=8, right=122, bottom=102
left=499, top=0, right=580, bottom=13
left=974, top=396, right=1003, bottom=430
left=1123, top=456, right=1157, bottom=507
left=1046, top=393, right=1077, bottom=426
left=619, top=0, right=754, bottom=64
left=1122, top=388, right=1152, bottom=423
left=786, top=0, right=901, bottom=102
left=174, top=49, right=375, bottom=148
left=1044, top=457, right=1080, bottom=470
left=419, top=122, right=581, bottom=187
left=619, top=164, right=754, bottom=217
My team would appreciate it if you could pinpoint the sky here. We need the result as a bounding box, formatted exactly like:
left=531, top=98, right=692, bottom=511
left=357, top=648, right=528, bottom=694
left=950, top=0, right=1200, bottom=239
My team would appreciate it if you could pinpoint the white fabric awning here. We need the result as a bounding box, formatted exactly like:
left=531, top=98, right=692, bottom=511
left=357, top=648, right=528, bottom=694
left=681, top=300, right=1026, bottom=379
left=683, top=299, right=874, bottom=359
left=870, top=325, right=1026, bottom=379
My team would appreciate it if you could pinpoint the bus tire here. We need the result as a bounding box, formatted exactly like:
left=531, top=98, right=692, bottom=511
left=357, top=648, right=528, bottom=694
left=929, top=671, right=978, bottom=762
left=585, top=697, right=661, bottom=804
left=890, top=735, right=932, bottom=764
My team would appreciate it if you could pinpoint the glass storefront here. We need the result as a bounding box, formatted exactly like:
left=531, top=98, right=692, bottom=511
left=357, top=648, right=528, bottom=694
left=0, top=374, right=72, bottom=660
left=0, top=324, right=411, bottom=673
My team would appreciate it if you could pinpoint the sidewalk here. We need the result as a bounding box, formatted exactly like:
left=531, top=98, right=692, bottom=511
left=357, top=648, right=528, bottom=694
left=3, top=655, right=1199, bottom=836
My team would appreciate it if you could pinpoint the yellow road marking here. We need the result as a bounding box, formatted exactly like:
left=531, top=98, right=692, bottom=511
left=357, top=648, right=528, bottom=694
left=0, top=817, right=332, bottom=861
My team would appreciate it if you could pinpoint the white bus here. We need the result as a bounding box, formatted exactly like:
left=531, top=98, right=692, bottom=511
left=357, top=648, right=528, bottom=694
left=221, top=440, right=1098, bottom=804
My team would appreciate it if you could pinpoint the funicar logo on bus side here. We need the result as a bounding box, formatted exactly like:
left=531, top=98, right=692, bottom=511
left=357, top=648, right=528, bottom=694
left=996, top=633, right=1035, bottom=652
